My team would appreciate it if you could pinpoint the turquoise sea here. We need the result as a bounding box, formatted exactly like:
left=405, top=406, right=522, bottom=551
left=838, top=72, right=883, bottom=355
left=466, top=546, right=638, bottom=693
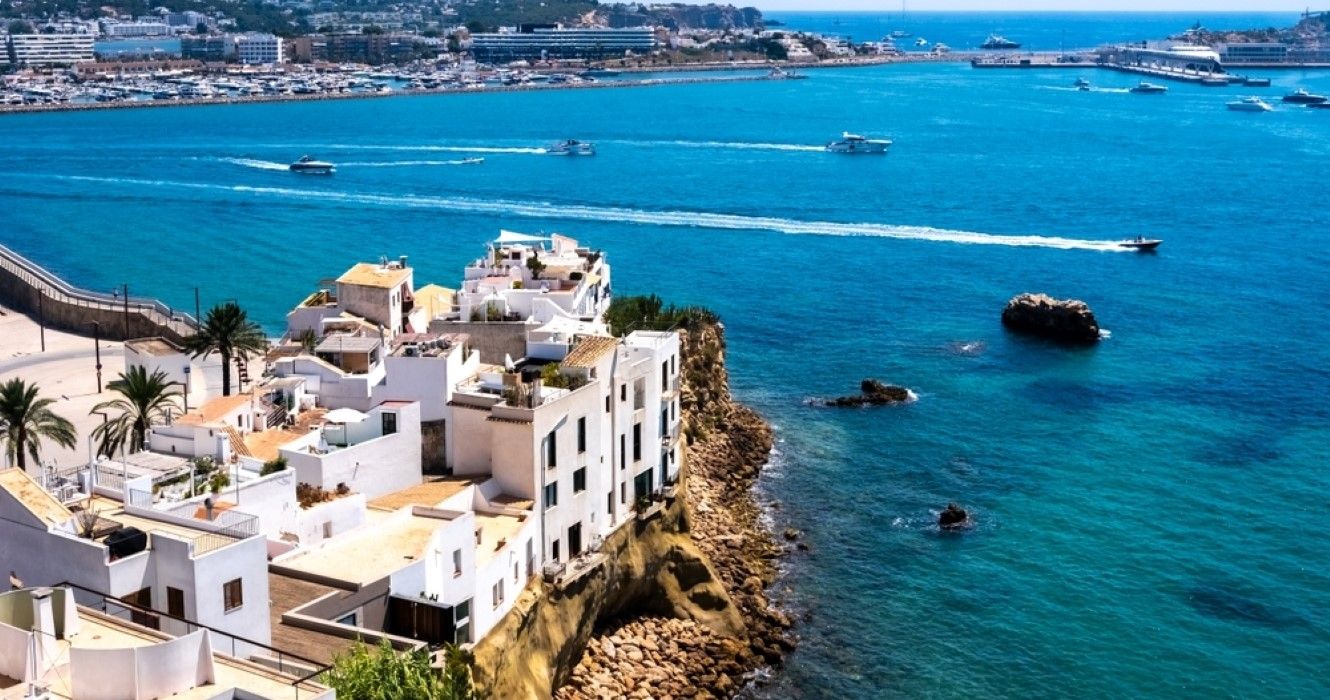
left=3, top=13, right=1329, bottom=698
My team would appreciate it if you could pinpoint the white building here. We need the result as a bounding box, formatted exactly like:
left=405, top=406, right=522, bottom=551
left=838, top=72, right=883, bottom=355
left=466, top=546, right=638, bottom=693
left=0, top=586, right=333, bottom=700
left=101, top=21, right=172, bottom=37
left=233, top=33, right=284, bottom=65
left=3, top=34, right=95, bottom=66
left=457, top=232, right=612, bottom=325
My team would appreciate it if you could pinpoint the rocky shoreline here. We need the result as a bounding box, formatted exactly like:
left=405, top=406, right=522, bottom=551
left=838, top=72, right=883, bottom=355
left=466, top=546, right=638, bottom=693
left=555, top=322, right=793, bottom=698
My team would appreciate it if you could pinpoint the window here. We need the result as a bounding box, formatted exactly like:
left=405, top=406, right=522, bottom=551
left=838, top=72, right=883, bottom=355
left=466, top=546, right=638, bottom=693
left=544, top=482, right=558, bottom=509
left=452, top=549, right=462, bottom=577
left=492, top=580, right=504, bottom=608
left=660, top=409, right=668, bottom=438
left=671, top=354, right=676, bottom=375
left=568, top=523, right=582, bottom=557
left=551, top=539, right=561, bottom=562
left=223, top=578, right=243, bottom=612
left=620, top=435, right=626, bottom=470
left=577, top=417, right=587, bottom=453
left=633, top=423, right=642, bottom=462
left=336, top=612, right=358, bottom=626
left=381, top=411, right=397, bottom=435
left=607, top=492, right=613, bottom=515
left=605, top=395, right=611, bottom=413
left=167, top=587, right=184, bottom=618
left=454, top=599, right=472, bottom=645
left=620, top=482, right=626, bottom=504
left=573, top=467, right=586, bottom=493
left=545, top=430, right=557, bottom=468
left=662, top=361, right=668, bottom=390
left=620, top=384, right=626, bottom=402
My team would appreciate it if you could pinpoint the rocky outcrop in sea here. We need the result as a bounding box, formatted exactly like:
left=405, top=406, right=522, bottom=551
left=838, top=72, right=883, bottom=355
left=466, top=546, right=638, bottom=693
left=826, top=379, right=914, bottom=406
left=1001, top=293, right=1101, bottom=343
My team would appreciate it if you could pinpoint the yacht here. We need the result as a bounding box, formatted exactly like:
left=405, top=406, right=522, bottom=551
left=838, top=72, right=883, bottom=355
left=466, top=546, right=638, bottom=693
left=981, top=34, right=1021, bottom=50
left=1119, top=237, right=1162, bottom=251
left=289, top=156, right=335, bottom=174
left=547, top=140, right=596, bottom=156
left=1227, top=96, right=1273, bottom=112
left=1130, top=82, right=1168, bottom=94
left=1282, top=88, right=1328, bottom=104
left=826, top=132, right=892, bottom=154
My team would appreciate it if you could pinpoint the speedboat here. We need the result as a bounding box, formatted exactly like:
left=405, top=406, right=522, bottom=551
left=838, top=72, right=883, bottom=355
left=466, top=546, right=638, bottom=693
left=981, top=34, right=1021, bottom=50
left=289, top=156, right=335, bottom=174
left=547, top=140, right=596, bottom=156
left=1243, top=77, right=1271, bottom=87
left=915, top=37, right=928, bottom=47
left=1282, top=88, right=1328, bottom=104
left=459, top=157, right=485, bottom=165
left=1227, top=96, right=1272, bottom=112
left=826, top=132, right=892, bottom=154
left=1119, top=237, right=1162, bottom=251
left=1130, top=82, right=1168, bottom=94
left=1074, top=77, right=1091, bottom=91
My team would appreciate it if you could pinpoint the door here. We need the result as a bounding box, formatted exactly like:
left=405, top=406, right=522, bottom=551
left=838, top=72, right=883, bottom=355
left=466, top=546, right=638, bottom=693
left=568, top=523, right=582, bottom=557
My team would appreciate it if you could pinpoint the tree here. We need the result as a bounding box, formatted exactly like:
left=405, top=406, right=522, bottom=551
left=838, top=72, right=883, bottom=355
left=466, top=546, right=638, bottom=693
left=195, top=21, right=208, bottom=35
left=89, top=367, right=181, bottom=458
left=362, top=24, right=384, bottom=35
left=185, top=302, right=267, bottom=397
left=7, top=20, right=33, bottom=34
left=0, top=379, right=76, bottom=471
left=322, top=639, right=479, bottom=700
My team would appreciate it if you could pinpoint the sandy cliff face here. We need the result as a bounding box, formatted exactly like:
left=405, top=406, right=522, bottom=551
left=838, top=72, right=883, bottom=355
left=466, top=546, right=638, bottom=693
left=471, top=322, right=790, bottom=699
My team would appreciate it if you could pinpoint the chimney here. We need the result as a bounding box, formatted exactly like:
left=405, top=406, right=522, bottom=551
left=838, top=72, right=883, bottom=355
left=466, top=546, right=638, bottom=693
left=204, top=497, right=214, bottom=521
left=29, top=587, right=57, bottom=672
left=399, top=255, right=408, bottom=269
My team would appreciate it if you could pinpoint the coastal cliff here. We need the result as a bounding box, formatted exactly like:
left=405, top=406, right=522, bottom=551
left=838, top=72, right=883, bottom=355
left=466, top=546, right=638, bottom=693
left=471, top=321, right=790, bottom=698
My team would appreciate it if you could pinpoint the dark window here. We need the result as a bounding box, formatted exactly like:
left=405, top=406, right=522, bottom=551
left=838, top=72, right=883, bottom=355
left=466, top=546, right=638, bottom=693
left=551, top=539, right=560, bottom=562
left=382, top=412, right=397, bottom=435
left=577, top=417, right=587, bottom=453
left=544, top=482, right=558, bottom=509
left=568, top=523, right=582, bottom=557
left=605, top=395, right=611, bottom=413
left=660, top=409, right=667, bottom=438
left=620, top=435, right=626, bottom=470
left=545, top=429, right=557, bottom=468
left=620, top=384, right=626, bottom=402
left=671, top=355, right=676, bottom=375
left=662, top=361, right=668, bottom=390
left=573, top=467, right=586, bottom=492
left=620, top=483, right=626, bottom=504
left=633, top=423, right=642, bottom=462
left=167, top=587, right=185, bottom=617
left=223, top=578, right=243, bottom=612
left=607, top=492, right=613, bottom=515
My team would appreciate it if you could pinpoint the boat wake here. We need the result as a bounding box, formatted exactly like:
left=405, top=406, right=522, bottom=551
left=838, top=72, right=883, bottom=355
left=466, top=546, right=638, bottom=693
left=53, top=175, right=1131, bottom=251
left=218, top=158, right=289, bottom=172
left=608, top=139, right=825, bottom=152
left=261, top=143, right=546, bottom=155
left=338, top=160, right=482, bottom=167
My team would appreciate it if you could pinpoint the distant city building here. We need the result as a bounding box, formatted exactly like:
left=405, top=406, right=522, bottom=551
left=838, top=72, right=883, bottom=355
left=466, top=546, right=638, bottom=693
left=1220, top=42, right=1289, bottom=64
left=165, top=10, right=210, bottom=29
left=233, top=33, right=284, bottom=64
left=319, top=32, right=421, bottom=64
left=470, top=26, right=656, bottom=62
left=181, top=35, right=233, bottom=62
left=3, top=33, right=95, bottom=67
left=101, top=21, right=173, bottom=38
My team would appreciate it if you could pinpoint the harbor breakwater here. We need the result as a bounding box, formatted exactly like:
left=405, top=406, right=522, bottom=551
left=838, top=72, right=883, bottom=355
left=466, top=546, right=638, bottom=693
left=0, top=243, right=196, bottom=342
left=472, top=322, right=790, bottom=699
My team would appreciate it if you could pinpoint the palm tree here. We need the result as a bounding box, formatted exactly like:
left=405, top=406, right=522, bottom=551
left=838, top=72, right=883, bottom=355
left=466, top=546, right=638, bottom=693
left=185, top=302, right=267, bottom=396
left=90, top=367, right=180, bottom=458
left=0, top=379, right=77, bottom=471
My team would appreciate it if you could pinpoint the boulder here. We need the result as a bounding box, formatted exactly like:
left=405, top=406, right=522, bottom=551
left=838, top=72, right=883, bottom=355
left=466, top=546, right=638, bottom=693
left=1001, top=293, right=1100, bottom=343
left=827, top=379, right=913, bottom=407
left=938, top=503, right=971, bottom=530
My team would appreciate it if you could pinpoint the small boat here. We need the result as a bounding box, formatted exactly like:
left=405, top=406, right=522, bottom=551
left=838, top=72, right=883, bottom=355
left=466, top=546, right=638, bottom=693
left=1130, top=82, right=1168, bottom=94
left=1227, top=96, right=1272, bottom=112
left=1074, top=77, right=1090, bottom=88
left=1200, top=77, right=1229, bottom=87
left=1243, top=77, right=1271, bottom=87
left=826, top=132, right=892, bottom=154
left=891, top=30, right=911, bottom=39
left=915, top=37, right=928, bottom=47
left=289, top=155, right=335, bottom=174
left=547, top=140, right=596, bottom=156
left=1119, top=237, right=1162, bottom=251
left=459, top=157, right=485, bottom=165
left=931, top=43, right=951, bottom=55
left=981, top=34, right=1021, bottom=50
left=1282, top=88, right=1328, bottom=104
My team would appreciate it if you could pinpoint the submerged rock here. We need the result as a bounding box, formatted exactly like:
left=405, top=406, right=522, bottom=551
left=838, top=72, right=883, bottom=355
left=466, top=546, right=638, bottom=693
left=827, top=379, right=913, bottom=407
left=1001, top=293, right=1101, bottom=343
left=938, top=503, right=971, bottom=530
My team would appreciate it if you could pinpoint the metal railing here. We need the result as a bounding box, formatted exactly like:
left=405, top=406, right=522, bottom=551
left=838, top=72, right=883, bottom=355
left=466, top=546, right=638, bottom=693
left=55, top=581, right=331, bottom=698
left=0, top=242, right=198, bottom=339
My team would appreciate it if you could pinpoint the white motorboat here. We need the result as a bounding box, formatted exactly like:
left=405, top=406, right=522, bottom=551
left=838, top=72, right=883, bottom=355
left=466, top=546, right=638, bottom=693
left=1130, top=82, right=1169, bottom=94
left=547, top=140, right=596, bottom=156
left=289, top=156, right=335, bottom=174
left=826, top=132, right=892, bottom=154
left=1227, top=96, right=1273, bottom=112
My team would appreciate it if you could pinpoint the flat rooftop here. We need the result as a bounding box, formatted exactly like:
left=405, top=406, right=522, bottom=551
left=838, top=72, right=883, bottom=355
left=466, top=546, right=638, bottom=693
left=475, top=511, right=527, bottom=567
left=268, top=572, right=359, bottom=665
left=368, top=478, right=475, bottom=512
left=84, top=495, right=240, bottom=549
left=337, top=262, right=411, bottom=289
left=177, top=392, right=254, bottom=426
left=274, top=510, right=447, bottom=588
left=124, top=337, right=182, bottom=357
left=315, top=334, right=382, bottom=355
left=0, top=468, right=72, bottom=527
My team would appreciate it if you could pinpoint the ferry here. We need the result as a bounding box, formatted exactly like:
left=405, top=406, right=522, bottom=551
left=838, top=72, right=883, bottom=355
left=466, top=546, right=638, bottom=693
left=289, top=156, right=335, bottom=174
left=1130, top=82, right=1168, bottom=94
left=1282, top=88, right=1328, bottom=104
left=826, top=132, right=892, bottom=154
left=547, top=140, right=596, bottom=156
left=1227, top=96, right=1273, bottom=112
left=1119, top=237, right=1162, bottom=251
left=981, top=34, right=1021, bottom=50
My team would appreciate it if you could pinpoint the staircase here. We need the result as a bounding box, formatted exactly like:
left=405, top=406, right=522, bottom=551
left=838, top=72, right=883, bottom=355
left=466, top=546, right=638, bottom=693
left=223, top=425, right=251, bottom=458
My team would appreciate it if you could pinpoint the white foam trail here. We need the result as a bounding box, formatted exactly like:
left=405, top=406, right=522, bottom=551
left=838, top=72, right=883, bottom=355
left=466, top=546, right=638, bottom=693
left=261, top=143, right=546, bottom=155
left=219, top=157, right=289, bottom=171
left=338, top=160, right=480, bottom=167
left=55, top=175, right=1129, bottom=251
left=608, top=139, right=825, bottom=152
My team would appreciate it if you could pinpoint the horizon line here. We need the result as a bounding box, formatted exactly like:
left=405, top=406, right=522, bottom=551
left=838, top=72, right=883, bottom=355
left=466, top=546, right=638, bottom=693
left=758, top=8, right=1309, bottom=13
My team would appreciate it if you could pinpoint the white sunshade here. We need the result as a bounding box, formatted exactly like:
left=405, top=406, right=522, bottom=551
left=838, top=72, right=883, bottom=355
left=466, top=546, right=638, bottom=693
left=324, top=408, right=368, bottom=424
left=495, top=230, right=549, bottom=244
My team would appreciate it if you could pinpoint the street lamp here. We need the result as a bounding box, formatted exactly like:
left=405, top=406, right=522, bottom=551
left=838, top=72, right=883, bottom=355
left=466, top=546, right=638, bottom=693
left=182, top=365, right=191, bottom=414
left=86, top=321, right=102, bottom=393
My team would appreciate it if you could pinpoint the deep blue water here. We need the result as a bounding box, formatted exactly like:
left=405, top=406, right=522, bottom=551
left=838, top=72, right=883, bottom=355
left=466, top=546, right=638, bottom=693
left=4, top=35, right=1330, bottom=699
left=768, top=11, right=1301, bottom=52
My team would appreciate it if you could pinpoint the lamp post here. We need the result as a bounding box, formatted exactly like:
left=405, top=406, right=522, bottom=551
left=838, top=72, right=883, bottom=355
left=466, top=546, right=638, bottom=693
left=182, top=365, right=191, bottom=414
left=87, top=321, right=102, bottom=393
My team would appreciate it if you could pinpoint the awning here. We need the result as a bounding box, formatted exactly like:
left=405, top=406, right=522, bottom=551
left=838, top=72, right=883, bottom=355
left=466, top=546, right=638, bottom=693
left=495, top=230, right=549, bottom=244
left=324, top=408, right=368, bottom=424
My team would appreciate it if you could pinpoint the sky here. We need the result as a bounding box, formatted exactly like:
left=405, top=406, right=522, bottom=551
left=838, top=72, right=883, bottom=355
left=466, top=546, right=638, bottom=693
left=753, top=1, right=1308, bottom=10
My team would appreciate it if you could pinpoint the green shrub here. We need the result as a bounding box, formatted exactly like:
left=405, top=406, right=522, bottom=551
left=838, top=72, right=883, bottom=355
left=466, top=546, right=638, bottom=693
left=321, top=639, right=479, bottom=700
left=604, top=294, right=719, bottom=337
